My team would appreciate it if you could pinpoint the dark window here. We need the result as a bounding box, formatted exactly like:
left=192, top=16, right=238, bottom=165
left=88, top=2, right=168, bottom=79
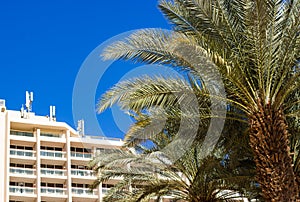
left=25, top=164, right=33, bottom=169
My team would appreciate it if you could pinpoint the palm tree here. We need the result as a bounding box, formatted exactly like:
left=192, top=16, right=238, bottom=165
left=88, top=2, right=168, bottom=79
left=90, top=139, right=258, bottom=202
left=95, top=76, right=259, bottom=201
left=98, top=0, right=300, bottom=201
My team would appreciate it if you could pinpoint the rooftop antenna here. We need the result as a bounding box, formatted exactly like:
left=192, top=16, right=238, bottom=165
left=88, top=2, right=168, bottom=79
left=0, top=99, right=5, bottom=107
left=52, top=106, right=56, bottom=120
left=77, top=119, right=85, bottom=136
left=25, top=91, right=33, bottom=113
left=0, top=99, right=6, bottom=113
left=49, top=105, right=56, bottom=121
left=20, top=105, right=25, bottom=118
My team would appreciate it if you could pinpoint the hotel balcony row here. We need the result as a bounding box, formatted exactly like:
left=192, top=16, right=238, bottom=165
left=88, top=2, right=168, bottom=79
left=8, top=178, right=114, bottom=202
left=9, top=186, right=105, bottom=202
left=9, top=148, right=93, bottom=159
left=9, top=186, right=101, bottom=195
left=10, top=130, right=123, bottom=144
left=9, top=167, right=95, bottom=178
left=8, top=182, right=112, bottom=197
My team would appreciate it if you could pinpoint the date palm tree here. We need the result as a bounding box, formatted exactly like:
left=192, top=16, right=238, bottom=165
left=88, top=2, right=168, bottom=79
left=95, top=76, right=260, bottom=201
left=98, top=0, right=300, bottom=201
left=95, top=76, right=261, bottom=201
left=90, top=134, right=258, bottom=202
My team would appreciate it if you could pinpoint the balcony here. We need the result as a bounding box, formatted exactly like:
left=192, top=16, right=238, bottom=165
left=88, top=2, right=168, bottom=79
left=10, top=167, right=35, bottom=176
left=72, top=187, right=98, bottom=196
left=102, top=187, right=110, bottom=195
left=10, top=149, right=35, bottom=157
left=41, top=168, right=66, bottom=176
left=71, top=152, right=92, bottom=159
left=40, top=133, right=62, bottom=138
left=71, top=169, right=95, bottom=177
left=9, top=186, right=35, bottom=194
left=41, top=187, right=67, bottom=195
left=11, top=131, right=34, bottom=137
left=40, top=150, right=66, bottom=158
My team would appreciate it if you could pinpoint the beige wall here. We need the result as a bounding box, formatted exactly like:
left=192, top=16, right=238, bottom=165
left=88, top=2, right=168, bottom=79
left=0, top=110, right=7, bottom=202
left=2, top=108, right=123, bottom=202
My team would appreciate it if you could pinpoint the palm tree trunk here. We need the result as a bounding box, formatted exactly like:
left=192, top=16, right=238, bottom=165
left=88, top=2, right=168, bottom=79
left=249, top=99, right=299, bottom=201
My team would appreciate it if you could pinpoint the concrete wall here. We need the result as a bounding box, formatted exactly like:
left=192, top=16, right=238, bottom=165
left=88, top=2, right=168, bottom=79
left=0, top=109, right=8, bottom=202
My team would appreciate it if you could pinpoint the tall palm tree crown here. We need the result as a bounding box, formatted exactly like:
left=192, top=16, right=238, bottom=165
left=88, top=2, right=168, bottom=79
left=97, top=0, right=300, bottom=201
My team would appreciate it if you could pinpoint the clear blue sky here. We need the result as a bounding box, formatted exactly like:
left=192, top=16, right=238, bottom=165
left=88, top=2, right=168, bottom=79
left=0, top=0, right=169, bottom=138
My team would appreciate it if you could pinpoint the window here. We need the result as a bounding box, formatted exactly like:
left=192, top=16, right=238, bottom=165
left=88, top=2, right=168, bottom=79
left=71, top=165, right=89, bottom=170
left=10, top=163, right=33, bottom=169
left=40, top=146, right=62, bottom=151
left=41, top=164, right=63, bottom=169
left=102, top=184, right=114, bottom=188
left=41, top=182, right=63, bottom=188
left=10, top=145, right=33, bottom=150
left=72, top=183, right=91, bottom=188
left=10, top=182, right=33, bottom=187
left=71, top=147, right=91, bottom=153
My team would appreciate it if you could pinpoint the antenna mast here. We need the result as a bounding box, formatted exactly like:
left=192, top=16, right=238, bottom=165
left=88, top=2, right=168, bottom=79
left=49, top=105, right=56, bottom=121
left=25, top=91, right=33, bottom=113
left=77, top=120, right=85, bottom=136
left=21, top=91, right=33, bottom=118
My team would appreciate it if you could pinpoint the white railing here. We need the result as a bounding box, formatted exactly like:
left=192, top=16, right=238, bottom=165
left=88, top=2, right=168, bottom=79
left=82, top=135, right=122, bottom=141
left=40, top=150, right=66, bottom=158
left=41, top=187, right=67, bottom=195
left=9, top=186, right=35, bottom=194
left=71, top=152, right=92, bottom=159
left=10, top=131, right=34, bottom=137
left=71, top=169, right=95, bottom=177
left=40, top=133, right=63, bottom=138
left=10, top=167, right=35, bottom=175
left=72, top=187, right=97, bottom=195
left=41, top=168, right=66, bottom=176
left=102, top=187, right=110, bottom=195
left=10, top=149, right=35, bottom=157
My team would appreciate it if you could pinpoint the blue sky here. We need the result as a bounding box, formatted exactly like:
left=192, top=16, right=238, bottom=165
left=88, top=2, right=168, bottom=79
left=0, top=0, right=169, bottom=138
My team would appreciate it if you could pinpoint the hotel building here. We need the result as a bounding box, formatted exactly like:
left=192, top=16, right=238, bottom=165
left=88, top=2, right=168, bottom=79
left=0, top=98, right=123, bottom=202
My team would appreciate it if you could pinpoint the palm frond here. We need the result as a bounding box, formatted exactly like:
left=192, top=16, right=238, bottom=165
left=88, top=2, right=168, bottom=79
left=102, top=29, right=194, bottom=70
left=97, top=76, right=195, bottom=113
left=91, top=144, right=255, bottom=202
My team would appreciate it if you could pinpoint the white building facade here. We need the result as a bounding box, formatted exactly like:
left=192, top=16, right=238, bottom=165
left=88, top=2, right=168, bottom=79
left=0, top=99, right=123, bottom=202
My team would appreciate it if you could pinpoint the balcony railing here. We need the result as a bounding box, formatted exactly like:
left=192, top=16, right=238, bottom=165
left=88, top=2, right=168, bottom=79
left=10, top=167, right=35, bottom=175
left=10, top=131, right=34, bottom=137
left=72, top=187, right=97, bottom=195
left=41, top=187, right=67, bottom=195
left=40, top=150, right=66, bottom=158
left=9, top=186, right=35, bottom=194
left=102, top=187, right=110, bottom=195
left=41, top=168, right=66, bottom=176
left=71, top=169, right=95, bottom=177
left=71, top=152, right=92, bottom=159
left=40, top=133, right=62, bottom=138
left=10, top=149, right=35, bottom=157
